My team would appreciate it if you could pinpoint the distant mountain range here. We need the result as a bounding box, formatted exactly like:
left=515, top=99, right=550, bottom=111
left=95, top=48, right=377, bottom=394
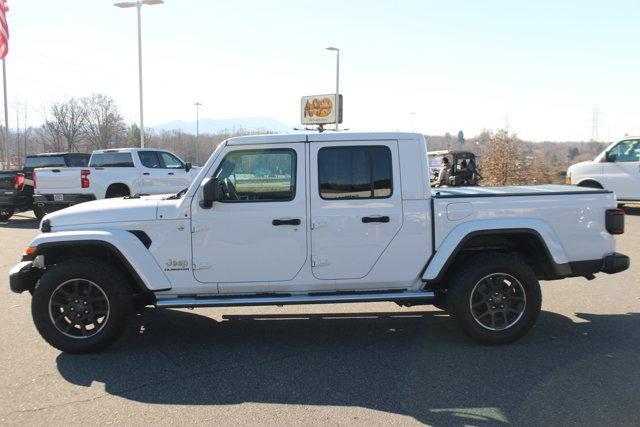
left=153, top=117, right=293, bottom=135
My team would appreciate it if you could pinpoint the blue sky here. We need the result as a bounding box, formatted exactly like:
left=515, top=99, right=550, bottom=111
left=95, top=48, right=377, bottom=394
left=7, top=0, right=640, bottom=141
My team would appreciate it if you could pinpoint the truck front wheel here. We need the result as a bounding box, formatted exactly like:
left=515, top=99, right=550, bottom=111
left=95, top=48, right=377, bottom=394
left=447, top=253, right=541, bottom=345
left=0, top=207, right=14, bottom=221
left=31, top=258, right=133, bottom=353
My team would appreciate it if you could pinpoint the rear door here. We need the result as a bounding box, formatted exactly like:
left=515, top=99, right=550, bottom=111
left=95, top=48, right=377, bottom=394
left=309, top=140, right=403, bottom=280
left=603, top=139, right=640, bottom=200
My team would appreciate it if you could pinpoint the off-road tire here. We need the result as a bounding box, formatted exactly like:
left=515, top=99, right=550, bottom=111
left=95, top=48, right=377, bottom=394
left=31, top=258, right=133, bottom=353
left=446, top=252, right=541, bottom=345
left=0, top=207, right=13, bottom=221
left=33, top=207, right=45, bottom=221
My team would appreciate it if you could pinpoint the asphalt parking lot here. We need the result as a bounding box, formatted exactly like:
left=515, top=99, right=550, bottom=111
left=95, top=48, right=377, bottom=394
left=0, top=208, right=639, bottom=426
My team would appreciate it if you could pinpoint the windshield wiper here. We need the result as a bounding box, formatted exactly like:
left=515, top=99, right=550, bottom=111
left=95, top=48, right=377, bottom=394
left=166, top=188, right=188, bottom=200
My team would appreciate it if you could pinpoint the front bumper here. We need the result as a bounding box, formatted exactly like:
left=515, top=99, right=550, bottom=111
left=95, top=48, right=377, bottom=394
left=33, top=193, right=95, bottom=212
left=9, top=261, right=42, bottom=293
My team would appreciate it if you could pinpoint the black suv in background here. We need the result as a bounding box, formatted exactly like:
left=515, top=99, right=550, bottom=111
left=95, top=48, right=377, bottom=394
left=0, top=153, right=90, bottom=221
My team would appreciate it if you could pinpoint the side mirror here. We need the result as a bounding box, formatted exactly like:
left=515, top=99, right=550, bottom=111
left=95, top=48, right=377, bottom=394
left=202, top=178, right=223, bottom=208
left=185, top=162, right=192, bottom=172
left=604, top=151, right=616, bottom=162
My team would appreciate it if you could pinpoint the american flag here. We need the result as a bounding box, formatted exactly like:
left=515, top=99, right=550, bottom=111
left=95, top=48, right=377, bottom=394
left=0, top=0, right=8, bottom=60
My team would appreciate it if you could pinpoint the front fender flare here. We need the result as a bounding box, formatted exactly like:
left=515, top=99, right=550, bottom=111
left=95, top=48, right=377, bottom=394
left=29, top=229, right=171, bottom=291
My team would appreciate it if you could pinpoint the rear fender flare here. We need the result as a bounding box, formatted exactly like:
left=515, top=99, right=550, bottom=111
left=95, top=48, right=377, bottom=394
left=423, top=219, right=569, bottom=281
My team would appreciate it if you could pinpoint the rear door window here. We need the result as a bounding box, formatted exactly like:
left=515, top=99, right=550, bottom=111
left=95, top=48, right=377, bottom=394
left=90, top=152, right=134, bottom=167
left=318, top=146, right=393, bottom=199
left=138, top=151, right=162, bottom=168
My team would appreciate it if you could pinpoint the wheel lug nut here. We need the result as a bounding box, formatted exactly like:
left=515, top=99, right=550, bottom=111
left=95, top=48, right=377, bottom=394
left=83, top=301, right=88, bottom=305
left=76, top=314, right=81, bottom=318
left=500, top=304, right=504, bottom=308
left=84, top=309, right=89, bottom=314
left=70, top=307, right=75, bottom=311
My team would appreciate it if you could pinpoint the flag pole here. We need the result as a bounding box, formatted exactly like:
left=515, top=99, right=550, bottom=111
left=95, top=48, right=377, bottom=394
left=2, top=59, right=7, bottom=168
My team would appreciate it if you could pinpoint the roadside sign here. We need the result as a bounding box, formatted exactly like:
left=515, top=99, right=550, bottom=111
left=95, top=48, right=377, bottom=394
left=301, top=94, right=343, bottom=125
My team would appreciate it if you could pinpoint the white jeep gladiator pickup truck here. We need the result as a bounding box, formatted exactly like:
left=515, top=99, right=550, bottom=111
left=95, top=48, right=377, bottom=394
left=32, top=148, right=198, bottom=217
left=10, top=132, right=629, bottom=353
left=566, top=137, right=640, bottom=205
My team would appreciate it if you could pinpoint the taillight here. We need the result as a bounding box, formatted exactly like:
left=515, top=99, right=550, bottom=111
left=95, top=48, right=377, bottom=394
left=13, top=173, right=25, bottom=190
left=81, top=169, right=90, bottom=188
left=606, top=208, right=625, bottom=235
left=32, top=170, right=37, bottom=189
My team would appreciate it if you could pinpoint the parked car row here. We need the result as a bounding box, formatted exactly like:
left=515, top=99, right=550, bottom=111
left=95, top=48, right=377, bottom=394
left=0, top=153, right=91, bottom=221
left=0, top=148, right=199, bottom=221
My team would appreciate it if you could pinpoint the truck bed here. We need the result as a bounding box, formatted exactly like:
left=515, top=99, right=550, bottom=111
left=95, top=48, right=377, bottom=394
left=433, top=184, right=611, bottom=198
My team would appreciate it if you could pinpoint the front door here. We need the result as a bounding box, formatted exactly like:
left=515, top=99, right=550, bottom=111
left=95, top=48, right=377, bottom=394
left=603, top=139, right=640, bottom=200
left=309, top=141, right=403, bottom=280
left=190, top=144, right=307, bottom=286
left=158, top=151, right=191, bottom=193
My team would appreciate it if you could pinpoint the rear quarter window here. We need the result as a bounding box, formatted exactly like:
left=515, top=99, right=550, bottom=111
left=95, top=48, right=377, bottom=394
left=90, top=152, right=134, bottom=167
left=64, top=154, right=90, bottom=167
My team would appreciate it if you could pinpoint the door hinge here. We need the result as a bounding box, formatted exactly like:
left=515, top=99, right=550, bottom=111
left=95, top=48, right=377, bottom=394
left=312, top=256, right=329, bottom=267
left=192, top=259, right=212, bottom=270
left=192, top=223, right=210, bottom=233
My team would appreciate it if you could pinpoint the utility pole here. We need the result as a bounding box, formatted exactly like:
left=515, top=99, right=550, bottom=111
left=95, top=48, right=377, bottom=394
left=590, top=107, right=599, bottom=142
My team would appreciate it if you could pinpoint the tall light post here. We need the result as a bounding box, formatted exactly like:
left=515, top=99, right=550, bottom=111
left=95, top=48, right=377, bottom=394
left=114, top=0, right=164, bottom=148
left=325, top=47, right=340, bottom=131
left=194, top=102, right=201, bottom=165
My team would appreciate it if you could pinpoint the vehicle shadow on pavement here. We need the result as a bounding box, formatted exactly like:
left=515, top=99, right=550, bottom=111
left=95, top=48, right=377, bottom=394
left=55, top=308, right=640, bottom=425
left=0, top=212, right=39, bottom=229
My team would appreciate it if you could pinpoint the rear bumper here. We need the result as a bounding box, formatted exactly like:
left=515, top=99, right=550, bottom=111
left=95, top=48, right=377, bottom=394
left=602, top=252, right=630, bottom=274
left=569, top=252, right=630, bottom=277
left=9, top=261, right=42, bottom=294
left=33, top=193, right=95, bottom=212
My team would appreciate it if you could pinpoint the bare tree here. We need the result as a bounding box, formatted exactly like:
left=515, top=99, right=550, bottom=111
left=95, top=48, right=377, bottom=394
left=82, top=94, right=126, bottom=149
left=42, top=98, right=86, bottom=152
left=481, top=129, right=528, bottom=185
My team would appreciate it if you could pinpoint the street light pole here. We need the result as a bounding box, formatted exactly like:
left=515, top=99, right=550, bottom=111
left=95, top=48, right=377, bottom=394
left=114, top=0, right=164, bottom=148
left=136, top=3, right=145, bottom=148
left=194, top=102, right=201, bottom=165
left=326, top=47, right=340, bottom=131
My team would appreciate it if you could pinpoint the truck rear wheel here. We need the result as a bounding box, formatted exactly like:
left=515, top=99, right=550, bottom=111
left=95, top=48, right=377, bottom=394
left=446, top=253, right=541, bottom=345
left=31, top=258, right=133, bottom=353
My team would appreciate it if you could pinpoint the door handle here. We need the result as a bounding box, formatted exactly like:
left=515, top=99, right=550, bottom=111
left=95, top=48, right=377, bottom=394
left=272, top=218, right=301, bottom=226
left=168, top=172, right=174, bottom=175
left=362, top=216, right=390, bottom=223
left=143, top=172, right=150, bottom=176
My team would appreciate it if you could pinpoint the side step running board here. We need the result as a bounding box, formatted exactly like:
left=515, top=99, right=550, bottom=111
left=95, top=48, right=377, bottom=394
left=155, top=291, right=435, bottom=309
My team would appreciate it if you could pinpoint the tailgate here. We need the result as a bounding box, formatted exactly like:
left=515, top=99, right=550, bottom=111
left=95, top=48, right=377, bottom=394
left=34, top=167, right=86, bottom=194
left=0, top=172, right=16, bottom=190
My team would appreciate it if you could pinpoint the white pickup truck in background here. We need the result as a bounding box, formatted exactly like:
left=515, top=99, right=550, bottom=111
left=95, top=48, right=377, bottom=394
left=10, top=132, right=629, bottom=353
left=566, top=137, right=640, bottom=205
left=32, top=148, right=198, bottom=217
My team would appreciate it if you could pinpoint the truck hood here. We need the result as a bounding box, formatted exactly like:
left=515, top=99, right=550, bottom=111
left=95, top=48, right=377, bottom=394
left=44, top=195, right=167, bottom=227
